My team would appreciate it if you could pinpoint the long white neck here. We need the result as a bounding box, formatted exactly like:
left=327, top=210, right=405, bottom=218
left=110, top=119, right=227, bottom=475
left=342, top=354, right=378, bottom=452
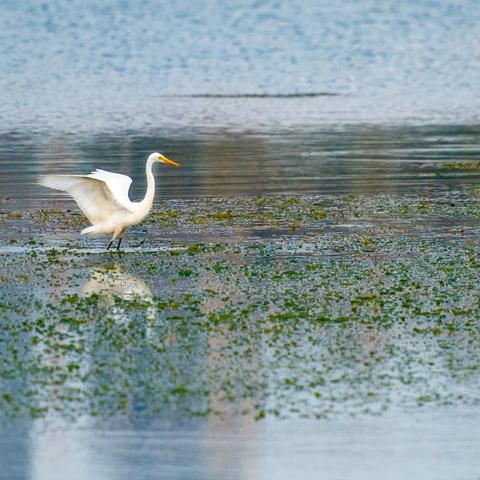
left=140, top=157, right=156, bottom=210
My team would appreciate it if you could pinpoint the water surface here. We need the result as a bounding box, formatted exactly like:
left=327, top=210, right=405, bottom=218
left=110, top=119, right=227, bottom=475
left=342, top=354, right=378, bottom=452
left=1, top=0, right=480, bottom=131
left=1, top=124, right=480, bottom=208
left=2, top=409, right=480, bottom=480
left=2, top=1, right=480, bottom=478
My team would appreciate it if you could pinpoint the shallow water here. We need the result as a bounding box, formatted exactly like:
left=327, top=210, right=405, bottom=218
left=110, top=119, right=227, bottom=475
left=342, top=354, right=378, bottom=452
left=1, top=124, right=480, bottom=207
left=2, top=1, right=480, bottom=478
left=1, top=127, right=480, bottom=479
left=2, top=409, right=480, bottom=480
left=1, top=192, right=480, bottom=479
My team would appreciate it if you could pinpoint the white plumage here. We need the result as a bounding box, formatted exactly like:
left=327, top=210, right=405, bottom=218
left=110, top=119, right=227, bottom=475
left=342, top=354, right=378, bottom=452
left=38, top=152, right=180, bottom=249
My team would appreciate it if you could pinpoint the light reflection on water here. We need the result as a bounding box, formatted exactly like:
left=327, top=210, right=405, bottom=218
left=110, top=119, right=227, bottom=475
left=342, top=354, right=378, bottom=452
left=2, top=0, right=480, bottom=476
left=0, top=226, right=479, bottom=479
left=1, top=124, right=480, bottom=206
left=1, top=1, right=480, bottom=130
left=1, top=409, right=479, bottom=480
left=0, top=246, right=479, bottom=479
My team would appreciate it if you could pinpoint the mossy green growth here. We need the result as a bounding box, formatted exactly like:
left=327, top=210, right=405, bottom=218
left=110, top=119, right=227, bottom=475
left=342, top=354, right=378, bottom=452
left=1, top=191, right=480, bottom=422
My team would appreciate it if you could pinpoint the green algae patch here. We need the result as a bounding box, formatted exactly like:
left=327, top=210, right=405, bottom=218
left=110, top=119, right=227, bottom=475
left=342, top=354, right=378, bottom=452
left=1, top=191, right=480, bottom=423
left=442, top=162, right=480, bottom=170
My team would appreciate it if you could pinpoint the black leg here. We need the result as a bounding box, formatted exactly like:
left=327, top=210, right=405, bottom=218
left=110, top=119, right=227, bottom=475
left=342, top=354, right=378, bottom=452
left=139, top=228, right=148, bottom=245
left=107, top=240, right=113, bottom=250
left=116, top=237, right=122, bottom=251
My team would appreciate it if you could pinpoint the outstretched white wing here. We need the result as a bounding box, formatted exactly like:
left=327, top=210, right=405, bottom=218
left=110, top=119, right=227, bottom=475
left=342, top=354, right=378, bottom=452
left=38, top=174, right=132, bottom=225
left=86, top=169, right=133, bottom=210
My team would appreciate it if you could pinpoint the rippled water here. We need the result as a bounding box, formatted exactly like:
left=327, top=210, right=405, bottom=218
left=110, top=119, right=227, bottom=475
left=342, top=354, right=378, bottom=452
left=2, top=1, right=480, bottom=479
left=1, top=0, right=479, bottom=131
left=1, top=124, right=480, bottom=208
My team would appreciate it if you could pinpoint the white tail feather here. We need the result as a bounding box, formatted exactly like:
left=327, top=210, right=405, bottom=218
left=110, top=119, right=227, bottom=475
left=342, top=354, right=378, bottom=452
left=81, top=225, right=103, bottom=236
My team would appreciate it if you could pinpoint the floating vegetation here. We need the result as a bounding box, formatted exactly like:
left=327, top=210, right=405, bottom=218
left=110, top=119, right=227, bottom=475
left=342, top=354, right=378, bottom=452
left=0, top=190, right=480, bottom=422
left=442, top=162, right=480, bottom=170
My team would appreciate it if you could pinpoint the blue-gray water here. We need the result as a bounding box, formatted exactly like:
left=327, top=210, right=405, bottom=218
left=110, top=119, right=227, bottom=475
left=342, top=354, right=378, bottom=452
left=1, top=2, right=480, bottom=479
left=2, top=410, right=480, bottom=480
left=1, top=0, right=480, bottom=132
left=1, top=125, right=480, bottom=207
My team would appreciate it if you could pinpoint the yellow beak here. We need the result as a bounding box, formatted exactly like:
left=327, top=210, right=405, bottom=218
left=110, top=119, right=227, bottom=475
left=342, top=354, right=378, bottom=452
left=160, top=156, right=181, bottom=167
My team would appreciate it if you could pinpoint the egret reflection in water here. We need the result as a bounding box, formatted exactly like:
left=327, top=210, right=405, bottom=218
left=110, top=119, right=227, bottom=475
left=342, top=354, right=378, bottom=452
left=81, top=264, right=156, bottom=328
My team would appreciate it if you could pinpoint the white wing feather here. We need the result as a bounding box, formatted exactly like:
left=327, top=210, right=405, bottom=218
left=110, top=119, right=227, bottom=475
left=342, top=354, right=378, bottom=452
left=37, top=174, right=132, bottom=225
left=86, top=169, right=133, bottom=210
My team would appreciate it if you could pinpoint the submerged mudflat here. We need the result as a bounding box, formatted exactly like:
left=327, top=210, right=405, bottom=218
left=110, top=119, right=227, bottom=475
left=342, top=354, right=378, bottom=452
left=1, top=191, right=479, bottom=422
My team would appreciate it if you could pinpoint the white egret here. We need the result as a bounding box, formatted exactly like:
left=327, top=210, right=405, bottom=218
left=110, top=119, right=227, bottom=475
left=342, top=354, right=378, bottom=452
left=38, top=152, right=180, bottom=250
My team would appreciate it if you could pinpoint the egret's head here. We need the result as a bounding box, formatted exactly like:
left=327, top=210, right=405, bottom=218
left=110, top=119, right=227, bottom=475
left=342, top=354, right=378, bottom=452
left=149, top=152, right=180, bottom=167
